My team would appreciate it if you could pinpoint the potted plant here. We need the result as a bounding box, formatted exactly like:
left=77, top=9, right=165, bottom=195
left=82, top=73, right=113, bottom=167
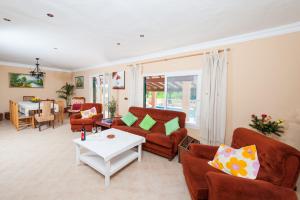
left=107, top=98, right=117, bottom=119
left=249, top=114, right=284, bottom=137
left=56, top=82, right=75, bottom=106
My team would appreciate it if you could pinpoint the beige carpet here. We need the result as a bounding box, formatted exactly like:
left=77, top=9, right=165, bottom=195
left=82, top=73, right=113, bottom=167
left=0, top=120, right=190, bottom=200
left=1, top=120, right=299, bottom=200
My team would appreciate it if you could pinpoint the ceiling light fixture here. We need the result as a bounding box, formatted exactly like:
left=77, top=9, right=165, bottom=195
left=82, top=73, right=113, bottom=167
left=3, top=18, right=11, bottom=22
left=47, top=13, right=54, bottom=17
left=29, top=58, right=45, bottom=78
left=140, top=34, right=144, bottom=38
left=53, top=47, right=58, bottom=50
left=116, top=43, right=121, bottom=45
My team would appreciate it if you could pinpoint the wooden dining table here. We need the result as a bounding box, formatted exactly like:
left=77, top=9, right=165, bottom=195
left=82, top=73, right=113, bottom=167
left=18, top=101, right=59, bottom=117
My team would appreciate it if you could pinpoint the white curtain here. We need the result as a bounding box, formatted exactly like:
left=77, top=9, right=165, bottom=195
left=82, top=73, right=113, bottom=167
left=199, top=50, right=228, bottom=145
left=103, top=72, right=111, bottom=117
left=128, top=64, right=144, bottom=107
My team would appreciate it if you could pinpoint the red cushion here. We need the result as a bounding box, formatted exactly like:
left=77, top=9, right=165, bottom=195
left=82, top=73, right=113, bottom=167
left=72, top=103, right=81, bottom=110
left=146, top=133, right=172, bottom=149
left=181, top=153, right=224, bottom=200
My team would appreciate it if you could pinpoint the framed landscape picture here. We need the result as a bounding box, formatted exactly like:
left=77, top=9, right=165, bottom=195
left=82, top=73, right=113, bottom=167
left=112, top=71, right=125, bottom=89
left=9, top=73, right=44, bottom=88
left=75, top=76, right=84, bottom=89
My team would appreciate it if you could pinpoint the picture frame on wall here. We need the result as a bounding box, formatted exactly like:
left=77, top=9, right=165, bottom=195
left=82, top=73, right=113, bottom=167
left=75, top=76, right=84, bottom=89
left=112, top=71, right=125, bottom=89
left=9, top=73, right=44, bottom=88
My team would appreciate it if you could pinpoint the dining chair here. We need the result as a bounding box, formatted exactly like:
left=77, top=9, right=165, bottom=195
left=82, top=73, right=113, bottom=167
left=23, top=96, right=35, bottom=101
left=67, top=97, right=85, bottom=116
left=10, top=100, right=34, bottom=131
left=35, top=99, right=55, bottom=131
left=55, top=100, right=65, bottom=124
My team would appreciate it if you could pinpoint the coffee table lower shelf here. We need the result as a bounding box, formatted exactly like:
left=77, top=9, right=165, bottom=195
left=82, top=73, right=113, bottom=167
left=79, top=150, right=139, bottom=186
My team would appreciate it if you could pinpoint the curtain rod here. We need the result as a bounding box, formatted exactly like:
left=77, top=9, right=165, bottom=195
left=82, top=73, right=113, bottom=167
left=139, top=48, right=230, bottom=65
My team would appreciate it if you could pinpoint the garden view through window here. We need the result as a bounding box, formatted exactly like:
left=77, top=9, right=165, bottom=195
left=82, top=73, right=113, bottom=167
left=144, top=74, right=200, bottom=125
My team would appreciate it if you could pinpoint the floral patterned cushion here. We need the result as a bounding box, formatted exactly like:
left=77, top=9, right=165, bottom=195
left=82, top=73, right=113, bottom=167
left=208, top=144, right=260, bottom=179
left=81, top=107, right=97, bottom=119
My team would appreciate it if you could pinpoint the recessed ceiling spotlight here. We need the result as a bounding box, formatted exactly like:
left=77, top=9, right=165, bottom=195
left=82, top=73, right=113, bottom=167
left=3, top=18, right=11, bottom=22
left=116, top=43, right=121, bottom=45
left=53, top=47, right=58, bottom=50
left=140, top=34, right=144, bottom=38
left=47, top=13, right=54, bottom=17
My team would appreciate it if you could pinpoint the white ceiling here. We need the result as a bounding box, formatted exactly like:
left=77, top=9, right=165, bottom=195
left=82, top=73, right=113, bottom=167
left=0, top=0, right=300, bottom=70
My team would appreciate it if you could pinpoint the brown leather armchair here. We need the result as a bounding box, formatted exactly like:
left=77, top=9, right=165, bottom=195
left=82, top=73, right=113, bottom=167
left=70, top=103, right=103, bottom=132
left=181, top=128, right=300, bottom=200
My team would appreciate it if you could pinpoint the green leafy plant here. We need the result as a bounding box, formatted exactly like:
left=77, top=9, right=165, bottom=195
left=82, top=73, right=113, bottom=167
left=249, top=114, right=284, bottom=136
left=56, top=83, right=75, bottom=106
left=107, top=98, right=117, bottom=118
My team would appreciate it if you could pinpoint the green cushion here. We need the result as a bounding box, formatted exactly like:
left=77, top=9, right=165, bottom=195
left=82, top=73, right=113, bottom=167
left=165, top=117, right=180, bottom=136
left=139, top=114, right=156, bottom=131
left=121, top=112, right=138, bottom=127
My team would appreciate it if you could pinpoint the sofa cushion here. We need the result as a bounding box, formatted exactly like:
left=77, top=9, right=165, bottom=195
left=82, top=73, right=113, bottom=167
left=113, top=126, right=150, bottom=138
left=81, top=107, right=97, bottom=119
left=208, top=144, right=260, bottom=179
left=72, top=103, right=81, bottom=110
left=121, top=112, right=138, bottom=127
left=165, top=117, right=180, bottom=135
left=146, top=133, right=172, bottom=149
left=182, top=153, right=224, bottom=200
left=139, top=114, right=156, bottom=131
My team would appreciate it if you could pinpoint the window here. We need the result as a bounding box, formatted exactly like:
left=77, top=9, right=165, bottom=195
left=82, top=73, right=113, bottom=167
left=144, top=72, right=201, bottom=126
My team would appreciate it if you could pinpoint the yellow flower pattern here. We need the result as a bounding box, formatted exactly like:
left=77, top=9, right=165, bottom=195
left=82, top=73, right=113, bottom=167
left=226, top=157, right=248, bottom=177
left=242, top=145, right=257, bottom=160
left=209, top=158, right=224, bottom=170
left=208, top=144, right=260, bottom=179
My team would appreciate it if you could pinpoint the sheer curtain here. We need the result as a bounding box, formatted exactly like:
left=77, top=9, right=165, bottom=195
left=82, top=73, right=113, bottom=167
left=199, top=50, right=228, bottom=145
left=128, top=64, right=144, bottom=107
left=103, top=72, right=111, bottom=118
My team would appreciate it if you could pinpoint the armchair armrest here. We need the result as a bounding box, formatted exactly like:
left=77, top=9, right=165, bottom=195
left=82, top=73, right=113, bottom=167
left=70, top=113, right=82, bottom=120
left=112, top=118, right=125, bottom=126
left=170, top=128, right=187, bottom=153
left=205, top=172, right=297, bottom=200
left=189, top=144, right=219, bottom=160
left=91, top=113, right=103, bottom=121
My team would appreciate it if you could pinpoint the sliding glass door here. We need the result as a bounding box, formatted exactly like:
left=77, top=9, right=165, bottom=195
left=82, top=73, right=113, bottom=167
left=91, top=74, right=110, bottom=118
left=144, top=72, right=201, bottom=126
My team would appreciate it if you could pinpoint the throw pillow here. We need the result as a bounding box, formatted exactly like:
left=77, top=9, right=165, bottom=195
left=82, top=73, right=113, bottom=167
left=81, top=107, right=97, bottom=119
left=72, top=103, right=81, bottom=110
left=121, top=112, right=138, bottom=127
left=165, top=117, right=180, bottom=136
left=139, top=114, right=156, bottom=131
left=208, top=144, right=260, bottom=179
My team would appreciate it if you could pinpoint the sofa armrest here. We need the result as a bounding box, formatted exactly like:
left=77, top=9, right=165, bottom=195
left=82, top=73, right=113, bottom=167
left=112, top=118, right=125, bottom=126
left=70, top=113, right=82, bottom=120
left=205, top=172, right=297, bottom=200
left=91, top=113, right=103, bottom=121
left=189, top=144, right=219, bottom=160
left=170, top=128, right=187, bottom=153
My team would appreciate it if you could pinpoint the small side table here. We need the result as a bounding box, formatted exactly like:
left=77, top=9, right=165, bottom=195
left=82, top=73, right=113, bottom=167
left=95, top=119, right=112, bottom=132
left=178, top=135, right=200, bottom=163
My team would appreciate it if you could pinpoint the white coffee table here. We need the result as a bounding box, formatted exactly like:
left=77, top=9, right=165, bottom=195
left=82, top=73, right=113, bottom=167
left=73, top=128, right=145, bottom=187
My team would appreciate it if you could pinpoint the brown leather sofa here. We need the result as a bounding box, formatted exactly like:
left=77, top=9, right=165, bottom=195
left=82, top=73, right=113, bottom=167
left=70, top=103, right=103, bottom=132
left=112, top=107, right=187, bottom=160
left=181, top=128, right=300, bottom=200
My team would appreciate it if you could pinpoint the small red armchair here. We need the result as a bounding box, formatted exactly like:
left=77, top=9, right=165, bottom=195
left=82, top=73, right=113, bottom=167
left=181, top=128, right=300, bottom=200
left=70, top=103, right=103, bottom=132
